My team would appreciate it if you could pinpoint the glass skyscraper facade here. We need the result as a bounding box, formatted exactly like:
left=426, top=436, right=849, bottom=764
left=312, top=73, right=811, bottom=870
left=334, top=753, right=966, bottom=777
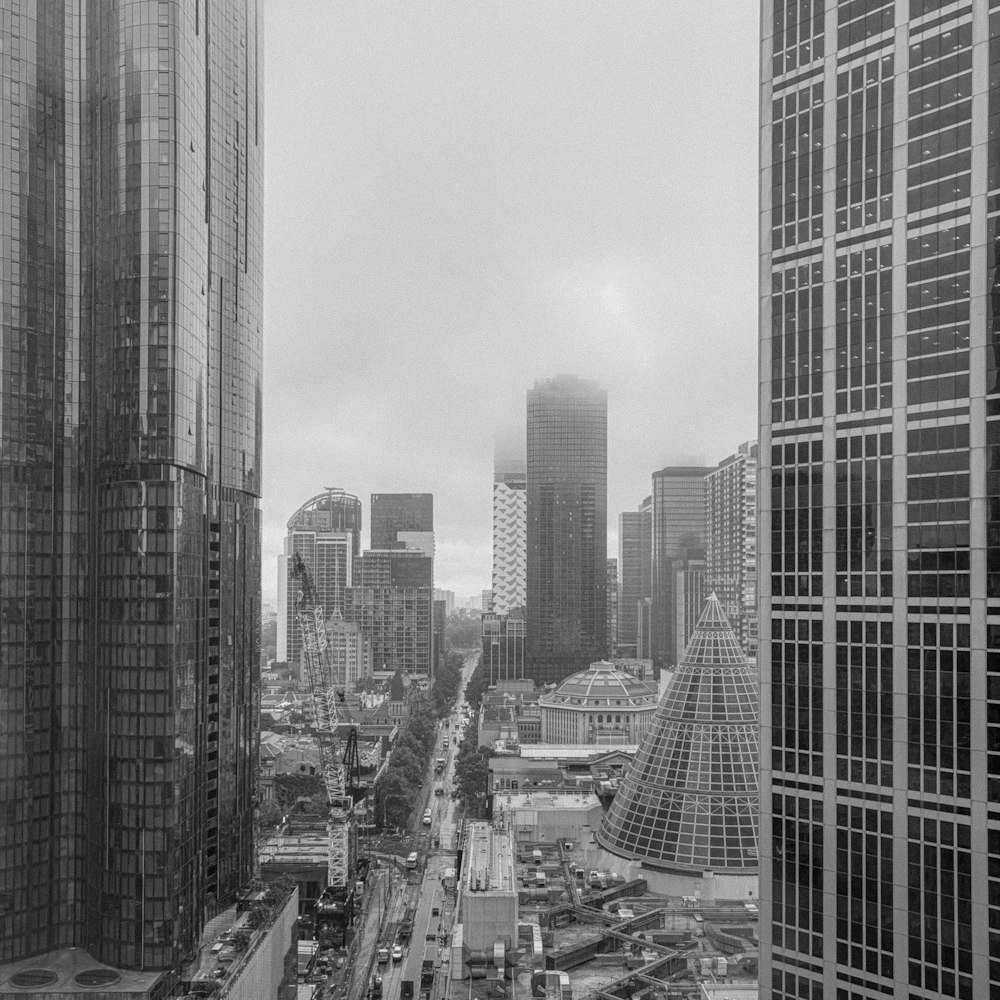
left=617, top=505, right=650, bottom=655
left=650, top=466, right=711, bottom=670
left=525, top=375, right=607, bottom=685
left=0, top=0, right=261, bottom=979
left=761, top=2, right=998, bottom=997
left=370, top=492, right=434, bottom=550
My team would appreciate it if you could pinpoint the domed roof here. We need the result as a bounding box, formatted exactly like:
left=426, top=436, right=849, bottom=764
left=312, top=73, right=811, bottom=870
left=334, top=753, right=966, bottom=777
left=540, top=661, right=658, bottom=709
left=596, top=593, right=759, bottom=874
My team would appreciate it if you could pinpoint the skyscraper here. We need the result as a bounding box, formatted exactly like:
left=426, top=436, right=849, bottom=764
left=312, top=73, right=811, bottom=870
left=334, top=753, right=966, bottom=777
left=650, top=467, right=711, bottom=669
left=705, top=442, right=758, bottom=656
left=492, top=449, right=527, bottom=615
left=618, top=504, right=651, bottom=656
left=761, top=4, right=994, bottom=997
left=606, top=557, right=619, bottom=655
left=0, top=0, right=261, bottom=978
left=370, top=492, right=434, bottom=553
left=525, top=375, right=607, bottom=685
left=277, top=489, right=362, bottom=668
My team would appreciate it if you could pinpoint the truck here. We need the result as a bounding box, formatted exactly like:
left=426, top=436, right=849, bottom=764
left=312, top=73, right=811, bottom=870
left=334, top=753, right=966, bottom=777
left=398, top=906, right=416, bottom=944
left=421, top=951, right=435, bottom=987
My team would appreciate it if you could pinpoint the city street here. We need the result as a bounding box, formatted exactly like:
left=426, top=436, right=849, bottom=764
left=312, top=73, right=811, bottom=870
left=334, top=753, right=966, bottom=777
left=347, top=651, right=477, bottom=1000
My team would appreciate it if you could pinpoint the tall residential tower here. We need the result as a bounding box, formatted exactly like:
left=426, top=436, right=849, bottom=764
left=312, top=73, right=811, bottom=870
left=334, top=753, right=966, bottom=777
left=705, top=442, right=758, bottom=657
left=277, top=488, right=362, bottom=668
left=0, top=0, right=262, bottom=979
left=761, top=3, right=997, bottom=997
left=525, top=376, right=608, bottom=685
left=492, top=449, right=527, bottom=615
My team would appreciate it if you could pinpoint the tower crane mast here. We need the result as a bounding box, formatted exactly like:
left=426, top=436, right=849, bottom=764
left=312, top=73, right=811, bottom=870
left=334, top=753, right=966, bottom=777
left=290, top=552, right=357, bottom=938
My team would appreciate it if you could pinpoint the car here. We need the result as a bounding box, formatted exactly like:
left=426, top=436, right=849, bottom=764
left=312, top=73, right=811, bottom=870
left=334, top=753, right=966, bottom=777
left=422, top=810, right=432, bottom=826
left=434, top=786, right=444, bottom=796
left=392, top=944, right=403, bottom=962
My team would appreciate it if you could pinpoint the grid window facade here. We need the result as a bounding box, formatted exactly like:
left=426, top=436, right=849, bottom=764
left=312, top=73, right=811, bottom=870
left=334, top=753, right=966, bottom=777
left=761, top=2, right=1000, bottom=997
left=525, top=376, right=608, bottom=685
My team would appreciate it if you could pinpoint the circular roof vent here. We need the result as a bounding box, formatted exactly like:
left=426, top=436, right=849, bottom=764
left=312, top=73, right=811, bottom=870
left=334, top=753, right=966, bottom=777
left=10, top=970, right=60, bottom=988
left=74, top=969, right=122, bottom=988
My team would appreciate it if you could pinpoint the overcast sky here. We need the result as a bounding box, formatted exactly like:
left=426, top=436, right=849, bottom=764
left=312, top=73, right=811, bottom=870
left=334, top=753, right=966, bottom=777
left=262, top=2, right=759, bottom=606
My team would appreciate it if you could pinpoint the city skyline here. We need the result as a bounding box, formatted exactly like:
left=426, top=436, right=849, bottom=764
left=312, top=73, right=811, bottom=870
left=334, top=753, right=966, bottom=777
left=260, top=3, right=758, bottom=604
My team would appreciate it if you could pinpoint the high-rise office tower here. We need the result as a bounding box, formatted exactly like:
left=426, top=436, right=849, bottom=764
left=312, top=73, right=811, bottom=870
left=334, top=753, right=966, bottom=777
left=526, top=376, right=608, bottom=685
left=0, top=0, right=261, bottom=978
left=618, top=504, right=651, bottom=655
left=606, top=558, right=619, bottom=655
left=673, top=557, right=706, bottom=667
left=705, top=442, right=758, bottom=657
left=277, top=489, right=362, bottom=667
left=761, top=4, right=997, bottom=998
left=650, top=467, right=711, bottom=669
left=370, top=492, right=434, bottom=553
left=481, top=611, right=526, bottom=685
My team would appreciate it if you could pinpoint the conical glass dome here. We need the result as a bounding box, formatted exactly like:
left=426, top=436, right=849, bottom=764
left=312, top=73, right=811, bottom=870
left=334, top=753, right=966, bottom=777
left=596, top=593, right=759, bottom=873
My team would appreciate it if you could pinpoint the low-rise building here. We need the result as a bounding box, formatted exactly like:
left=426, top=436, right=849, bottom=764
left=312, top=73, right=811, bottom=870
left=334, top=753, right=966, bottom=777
left=493, top=790, right=604, bottom=845
left=452, top=823, right=518, bottom=980
left=537, top=661, right=658, bottom=744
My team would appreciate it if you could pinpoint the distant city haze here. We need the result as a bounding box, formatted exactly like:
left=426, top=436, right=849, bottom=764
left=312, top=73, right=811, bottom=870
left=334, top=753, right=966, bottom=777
left=262, top=3, right=758, bottom=604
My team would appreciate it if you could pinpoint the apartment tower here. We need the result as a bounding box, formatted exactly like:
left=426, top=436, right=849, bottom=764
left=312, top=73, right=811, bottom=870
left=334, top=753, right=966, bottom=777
left=705, top=441, right=758, bottom=656
left=761, top=3, right=996, bottom=997
left=0, top=0, right=262, bottom=980
left=277, top=488, right=362, bottom=668
left=526, top=376, right=608, bottom=685
left=492, top=448, right=527, bottom=615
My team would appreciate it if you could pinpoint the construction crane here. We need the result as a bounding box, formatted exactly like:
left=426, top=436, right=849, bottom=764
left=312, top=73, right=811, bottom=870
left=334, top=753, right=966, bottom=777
left=290, top=551, right=363, bottom=945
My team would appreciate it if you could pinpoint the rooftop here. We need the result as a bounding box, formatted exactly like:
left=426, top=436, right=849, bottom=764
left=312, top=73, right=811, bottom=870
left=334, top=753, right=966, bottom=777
left=539, top=661, right=658, bottom=709
left=494, top=791, right=601, bottom=812
left=518, top=743, right=638, bottom=761
left=0, top=949, right=162, bottom=996
left=462, top=823, right=515, bottom=894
